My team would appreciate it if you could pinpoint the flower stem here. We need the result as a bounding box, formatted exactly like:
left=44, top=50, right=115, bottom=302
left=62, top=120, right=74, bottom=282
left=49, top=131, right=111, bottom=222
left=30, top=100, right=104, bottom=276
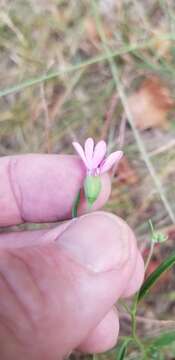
left=72, top=190, right=81, bottom=218
left=130, top=294, right=148, bottom=359
left=144, top=219, right=155, bottom=271
left=119, top=299, right=132, bottom=314
left=144, top=241, right=155, bottom=272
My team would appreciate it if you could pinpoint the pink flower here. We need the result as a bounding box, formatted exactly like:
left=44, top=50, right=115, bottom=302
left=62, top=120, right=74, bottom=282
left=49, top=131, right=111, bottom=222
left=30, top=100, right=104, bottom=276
left=72, top=138, right=123, bottom=176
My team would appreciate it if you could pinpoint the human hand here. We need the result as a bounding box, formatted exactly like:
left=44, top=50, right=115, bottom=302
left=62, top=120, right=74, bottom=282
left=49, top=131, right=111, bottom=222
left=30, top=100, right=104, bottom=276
left=0, top=154, right=144, bottom=360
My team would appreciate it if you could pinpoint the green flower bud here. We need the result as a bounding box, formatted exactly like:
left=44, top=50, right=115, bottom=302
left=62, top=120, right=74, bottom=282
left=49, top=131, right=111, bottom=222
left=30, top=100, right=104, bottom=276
left=84, top=175, right=101, bottom=208
left=152, top=232, right=168, bottom=243
left=149, top=219, right=168, bottom=244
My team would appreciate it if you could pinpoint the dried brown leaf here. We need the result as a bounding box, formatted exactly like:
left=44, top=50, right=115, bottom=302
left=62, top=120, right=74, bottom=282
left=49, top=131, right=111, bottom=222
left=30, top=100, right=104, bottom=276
left=128, top=76, right=174, bottom=130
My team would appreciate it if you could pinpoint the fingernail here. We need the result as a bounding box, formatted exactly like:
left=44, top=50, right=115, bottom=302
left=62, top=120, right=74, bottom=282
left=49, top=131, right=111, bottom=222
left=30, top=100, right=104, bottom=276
left=55, top=212, right=132, bottom=273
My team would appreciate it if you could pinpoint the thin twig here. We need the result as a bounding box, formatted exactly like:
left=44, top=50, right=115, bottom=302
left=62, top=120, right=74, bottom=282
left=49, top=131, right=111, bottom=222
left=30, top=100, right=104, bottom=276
left=120, top=312, right=175, bottom=329
left=144, top=241, right=154, bottom=272
left=117, top=114, right=127, bottom=149
left=144, top=220, right=155, bottom=271
left=149, top=138, right=175, bottom=157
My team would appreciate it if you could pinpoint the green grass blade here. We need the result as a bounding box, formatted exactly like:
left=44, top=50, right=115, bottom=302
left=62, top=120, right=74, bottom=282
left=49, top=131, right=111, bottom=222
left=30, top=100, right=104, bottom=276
left=1, top=34, right=175, bottom=98
left=138, top=252, right=175, bottom=302
left=148, top=331, right=175, bottom=349
left=116, top=339, right=131, bottom=360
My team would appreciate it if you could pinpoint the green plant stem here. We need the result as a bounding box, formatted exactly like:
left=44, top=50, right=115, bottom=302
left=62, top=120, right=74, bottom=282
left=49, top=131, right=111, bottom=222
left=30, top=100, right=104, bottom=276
left=131, top=295, right=139, bottom=340
left=130, top=295, right=147, bottom=359
left=119, top=300, right=132, bottom=315
left=144, top=241, right=155, bottom=272
left=1, top=34, right=175, bottom=97
left=120, top=297, right=148, bottom=358
left=72, top=190, right=81, bottom=218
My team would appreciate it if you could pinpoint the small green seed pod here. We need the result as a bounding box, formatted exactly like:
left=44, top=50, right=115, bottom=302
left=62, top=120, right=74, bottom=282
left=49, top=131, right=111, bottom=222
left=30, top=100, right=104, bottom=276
left=84, top=175, right=101, bottom=208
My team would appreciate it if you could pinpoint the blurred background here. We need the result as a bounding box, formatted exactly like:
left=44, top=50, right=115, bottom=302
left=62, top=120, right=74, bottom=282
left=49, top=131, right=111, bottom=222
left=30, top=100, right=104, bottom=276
left=0, top=0, right=175, bottom=358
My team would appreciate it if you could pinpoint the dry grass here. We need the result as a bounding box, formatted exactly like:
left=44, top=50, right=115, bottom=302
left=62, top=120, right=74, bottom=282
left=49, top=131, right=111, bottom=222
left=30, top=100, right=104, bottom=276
left=0, top=0, right=175, bottom=358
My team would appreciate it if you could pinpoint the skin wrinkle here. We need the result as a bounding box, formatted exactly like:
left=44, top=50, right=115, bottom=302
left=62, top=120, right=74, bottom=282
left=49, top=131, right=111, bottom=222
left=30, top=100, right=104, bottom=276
left=4, top=250, right=45, bottom=311
left=9, top=245, right=69, bottom=315
left=8, top=158, right=25, bottom=223
left=0, top=313, right=23, bottom=348
left=0, top=254, right=36, bottom=330
left=0, top=229, right=50, bottom=249
left=39, top=220, right=78, bottom=246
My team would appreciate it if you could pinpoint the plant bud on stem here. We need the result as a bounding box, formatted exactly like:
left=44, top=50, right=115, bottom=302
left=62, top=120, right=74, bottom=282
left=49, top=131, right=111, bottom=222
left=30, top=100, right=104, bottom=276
left=84, top=175, right=101, bottom=208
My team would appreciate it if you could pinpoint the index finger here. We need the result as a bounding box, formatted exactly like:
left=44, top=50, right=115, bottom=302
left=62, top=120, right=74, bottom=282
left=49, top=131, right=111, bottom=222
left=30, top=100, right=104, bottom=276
left=0, top=154, right=111, bottom=226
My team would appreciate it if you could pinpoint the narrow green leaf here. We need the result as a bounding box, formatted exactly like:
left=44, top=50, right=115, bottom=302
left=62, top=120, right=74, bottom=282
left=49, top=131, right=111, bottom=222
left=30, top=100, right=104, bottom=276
left=148, top=331, right=175, bottom=349
left=1, top=34, right=175, bottom=97
left=116, top=339, right=131, bottom=360
left=148, top=350, right=165, bottom=360
left=138, top=252, right=175, bottom=302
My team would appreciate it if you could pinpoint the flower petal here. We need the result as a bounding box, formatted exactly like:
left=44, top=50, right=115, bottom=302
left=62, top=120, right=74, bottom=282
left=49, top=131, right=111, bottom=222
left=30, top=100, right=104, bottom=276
left=84, top=138, right=94, bottom=168
left=101, top=151, right=123, bottom=173
left=72, top=142, right=88, bottom=167
left=92, top=140, right=107, bottom=169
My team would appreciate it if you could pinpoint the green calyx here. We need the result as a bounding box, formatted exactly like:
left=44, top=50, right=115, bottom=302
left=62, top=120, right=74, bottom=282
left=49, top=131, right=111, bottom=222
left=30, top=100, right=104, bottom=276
left=149, top=219, right=168, bottom=243
left=84, top=175, right=101, bottom=208
left=152, top=232, right=168, bottom=243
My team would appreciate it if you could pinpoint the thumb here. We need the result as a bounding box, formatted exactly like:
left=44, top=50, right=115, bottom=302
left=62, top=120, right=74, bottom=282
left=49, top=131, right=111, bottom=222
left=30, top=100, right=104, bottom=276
left=0, top=212, right=144, bottom=359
